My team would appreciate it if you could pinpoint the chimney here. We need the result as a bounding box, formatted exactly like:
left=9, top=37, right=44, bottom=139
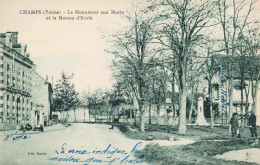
left=46, top=75, right=48, bottom=82
left=20, top=44, right=27, bottom=56
left=5, top=33, right=12, bottom=48
left=0, top=33, right=6, bottom=45
left=13, top=44, right=21, bottom=54
left=26, top=53, right=30, bottom=58
left=9, top=32, right=18, bottom=45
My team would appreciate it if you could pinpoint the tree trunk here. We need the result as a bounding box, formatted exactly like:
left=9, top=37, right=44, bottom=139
left=189, top=88, right=194, bottom=124
left=74, top=108, right=76, bottom=123
left=140, top=111, right=145, bottom=132
left=209, top=81, right=214, bottom=128
left=134, top=109, right=137, bottom=126
left=66, top=111, right=69, bottom=122
left=124, top=108, right=126, bottom=123
left=84, top=108, right=86, bottom=123
left=62, top=109, right=65, bottom=123
left=156, top=104, right=160, bottom=116
left=156, top=104, right=160, bottom=124
left=252, top=84, right=258, bottom=114
left=245, top=95, right=249, bottom=126
left=139, top=101, right=145, bottom=132
left=113, top=114, right=115, bottom=127
left=240, top=77, right=244, bottom=128
left=244, top=80, right=250, bottom=127
left=130, top=108, right=133, bottom=125
left=178, top=87, right=187, bottom=134
left=171, top=81, right=176, bottom=127
left=149, top=103, right=152, bottom=124
left=210, top=90, right=214, bottom=128
left=228, top=68, right=234, bottom=133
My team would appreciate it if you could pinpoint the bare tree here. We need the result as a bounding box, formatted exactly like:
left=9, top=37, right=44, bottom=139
left=107, top=4, right=155, bottom=131
left=186, top=53, right=205, bottom=124
left=236, top=32, right=252, bottom=127
left=217, top=0, right=257, bottom=132
left=204, top=49, right=221, bottom=128
left=161, top=54, right=178, bottom=126
left=149, top=0, right=216, bottom=134
left=242, top=25, right=260, bottom=117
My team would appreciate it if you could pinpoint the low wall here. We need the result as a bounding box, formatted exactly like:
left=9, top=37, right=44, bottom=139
left=144, top=116, right=179, bottom=125
left=118, top=116, right=179, bottom=126
left=0, top=123, right=17, bottom=131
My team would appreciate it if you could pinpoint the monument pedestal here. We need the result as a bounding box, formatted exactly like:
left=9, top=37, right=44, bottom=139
left=196, top=97, right=209, bottom=126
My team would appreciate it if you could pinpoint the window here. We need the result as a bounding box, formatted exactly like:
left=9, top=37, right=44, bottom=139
left=7, top=64, right=10, bottom=71
left=213, top=84, right=219, bottom=99
left=216, top=85, right=219, bottom=99
left=12, top=77, right=15, bottom=87
left=7, top=75, right=10, bottom=85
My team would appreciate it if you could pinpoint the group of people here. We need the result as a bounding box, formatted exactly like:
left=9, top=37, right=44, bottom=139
left=230, top=110, right=257, bottom=138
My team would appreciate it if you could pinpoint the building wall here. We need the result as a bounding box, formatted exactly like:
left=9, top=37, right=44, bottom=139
left=211, top=71, right=260, bottom=126
left=0, top=32, right=52, bottom=130
left=31, top=71, right=52, bottom=126
left=256, top=88, right=260, bottom=126
left=0, top=32, right=33, bottom=130
left=0, top=43, right=4, bottom=122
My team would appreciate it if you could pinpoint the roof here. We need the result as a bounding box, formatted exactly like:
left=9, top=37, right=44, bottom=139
left=213, top=55, right=260, bottom=80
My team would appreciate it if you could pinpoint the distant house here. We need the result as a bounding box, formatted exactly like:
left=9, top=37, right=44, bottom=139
left=207, top=57, right=260, bottom=126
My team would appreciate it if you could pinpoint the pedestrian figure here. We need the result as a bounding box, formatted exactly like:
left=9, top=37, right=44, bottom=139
left=248, top=110, right=257, bottom=138
left=230, top=113, right=241, bottom=138
left=109, top=109, right=116, bottom=130
left=109, top=125, right=114, bottom=129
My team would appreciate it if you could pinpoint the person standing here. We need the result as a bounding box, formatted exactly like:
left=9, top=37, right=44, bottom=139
left=248, top=110, right=257, bottom=138
left=230, top=113, right=241, bottom=138
left=109, top=109, right=116, bottom=130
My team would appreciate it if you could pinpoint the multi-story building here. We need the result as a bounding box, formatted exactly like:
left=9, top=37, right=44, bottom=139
left=0, top=32, right=34, bottom=130
left=0, top=31, right=53, bottom=130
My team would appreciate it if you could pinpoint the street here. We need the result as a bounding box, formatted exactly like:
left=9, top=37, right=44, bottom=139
left=0, top=123, right=145, bottom=165
left=0, top=123, right=194, bottom=165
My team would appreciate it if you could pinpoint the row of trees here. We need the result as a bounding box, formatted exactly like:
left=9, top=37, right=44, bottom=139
left=106, top=0, right=260, bottom=134
left=51, top=72, right=126, bottom=123
left=51, top=0, right=260, bottom=135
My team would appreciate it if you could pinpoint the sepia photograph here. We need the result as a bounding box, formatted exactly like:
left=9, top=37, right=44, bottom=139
left=0, top=0, right=260, bottom=164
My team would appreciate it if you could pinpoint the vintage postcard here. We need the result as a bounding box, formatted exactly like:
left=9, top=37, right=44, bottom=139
left=0, top=0, right=260, bottom=165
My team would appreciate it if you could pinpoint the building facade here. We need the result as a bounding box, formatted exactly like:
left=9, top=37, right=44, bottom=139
left=31, top=72, right=53, bottom=127
left=209, top=65, right=260, bottom=126
left=0, top=32, right=52, bottom=130
left=0, top=32, right=34, bottom=130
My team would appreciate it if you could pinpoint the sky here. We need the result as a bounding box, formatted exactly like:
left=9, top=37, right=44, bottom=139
left=0, top=0, right=131, bottom=92
left=1, top=0, right=260, bottom=93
